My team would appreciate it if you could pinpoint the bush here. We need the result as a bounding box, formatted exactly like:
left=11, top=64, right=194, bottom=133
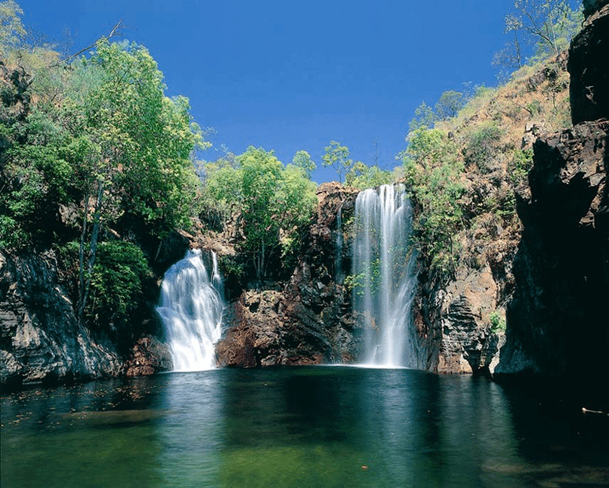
left=489, top=311, right=506, bottom=332
left=464, top=122, right=504, bottom=173
left=402, top=128, right=465, bottom=275
left=87, top=240, right=152, bottom=329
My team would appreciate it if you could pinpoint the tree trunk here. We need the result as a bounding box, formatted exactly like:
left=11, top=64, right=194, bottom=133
left=77, top=178, right=104, bottom=320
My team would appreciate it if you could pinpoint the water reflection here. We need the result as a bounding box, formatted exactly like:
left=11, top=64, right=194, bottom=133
left=2, top=368, right=608, bottom=488
left=156, top=371, right=225, bottom=486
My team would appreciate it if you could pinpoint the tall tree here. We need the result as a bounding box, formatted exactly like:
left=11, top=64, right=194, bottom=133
left=67, top=39, right=201, bottom=318
left=201, top=147, right=317, bottom=283
left=291, top=150, right=316, bottom=179
left=0, top=0, right=25, bottom=57
left=495, top=0, right=583, bottom=69
left=322, top=141, right=353, bottom=183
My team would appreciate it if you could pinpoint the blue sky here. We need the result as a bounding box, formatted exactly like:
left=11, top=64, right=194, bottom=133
left=19, top=0, right=520, bottom=183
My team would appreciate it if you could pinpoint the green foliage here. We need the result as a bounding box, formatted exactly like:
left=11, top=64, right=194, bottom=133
left=345, top=161, right=394, bottom=190
left=435, top=90, right=465, bottom=120
left=495, top=0, right=583, bottom=70
left=0, top=7, right=206, bottom=332
left=402, top=128, right=465, bottom=274
left=409, top=101, right=437, bottom=132
left=291, top=150, right=316, bottom=179
left=322, top=141, right=354, bottom=183
left=0, top=0, right=25, bottom=56
left=201, top=146, right=317, bottom=282
left=526, top=99, right=542, bottom=115
left=464, top=122, right=504, bottom=173
left=489, top=311, right=506, bottom=332
left=87, top=240, right=152, bottom=326
left=72, top=38, right=202, bottom=234
left=508, top=147, right=534, bottom=186
left=409, top=91, right=467, bottom=133
left=198, top=155, right=242, bottom=230
left=344, top=260, right=381, bottom=296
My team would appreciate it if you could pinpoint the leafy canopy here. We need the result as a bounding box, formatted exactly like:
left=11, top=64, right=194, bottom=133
left=201, top=146, right=317, bottom=282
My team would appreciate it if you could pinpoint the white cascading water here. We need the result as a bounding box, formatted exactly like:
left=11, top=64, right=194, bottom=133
left=352, top=184, right=420, bottom=368
left=156, top=249, right=224, bottom=372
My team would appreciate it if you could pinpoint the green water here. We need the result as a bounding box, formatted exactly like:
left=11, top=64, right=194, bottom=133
left=1, top=367, right=608, bottom=487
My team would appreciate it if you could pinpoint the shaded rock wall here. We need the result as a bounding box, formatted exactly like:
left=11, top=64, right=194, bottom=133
left=0, top=251, right=123, bottom=389
left=498, top=2, right=609, bottom=410
left=569, top=1, right=609, bottom=125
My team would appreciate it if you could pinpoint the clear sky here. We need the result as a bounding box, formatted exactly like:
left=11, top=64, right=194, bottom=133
left=18, top=0, right=519, bottom=183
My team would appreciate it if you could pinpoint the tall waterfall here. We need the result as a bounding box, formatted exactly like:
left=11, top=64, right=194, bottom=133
left=352, top=184, right=420, bottom=368
left=157, top=250, right=225, bottom=371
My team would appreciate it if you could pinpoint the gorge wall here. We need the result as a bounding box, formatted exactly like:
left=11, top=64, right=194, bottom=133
left=0, top=250, right=123, bottom=387
left=497, top=1, right=609, bottom=409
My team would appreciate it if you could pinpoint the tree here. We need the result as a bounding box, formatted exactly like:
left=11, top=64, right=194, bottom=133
left=322, top=141, right=354, bottom=183
left=495, top=0, right=583, bottom=69
left=65, top=39, right=202, bottom=319
left=0, top=0, right=25, bottom=57
left=201, top=146, right=317, bottom=283
left=402, top=128, right=465, bottom=274
left=408, top=102, right=437, bottom=132
left=435, top=91, right=465, bottom=120
left=292, top=150, right=316, bottom=179
left=345, top=161, right=393, bottom=190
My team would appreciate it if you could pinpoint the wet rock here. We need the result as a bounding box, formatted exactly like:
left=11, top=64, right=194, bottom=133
left=124, top=336, right=172, bottom=376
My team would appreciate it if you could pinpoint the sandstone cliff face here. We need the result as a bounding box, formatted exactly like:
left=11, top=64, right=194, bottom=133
left=497, top=2, right=609, bottom=409
left=216, top=182, right=360, bottom=367
left=0, top=251, right=123, bottom=388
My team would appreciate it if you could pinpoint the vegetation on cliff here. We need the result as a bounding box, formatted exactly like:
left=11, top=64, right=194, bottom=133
left=399, top=0, right=583, bottom=280
left=200, top=146, right=317, bottom=284
left=0, top=1, right=204, bottom=337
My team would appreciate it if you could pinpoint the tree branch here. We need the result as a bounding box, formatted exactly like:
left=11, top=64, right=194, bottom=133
left=64, top=20, right=124, bottom=64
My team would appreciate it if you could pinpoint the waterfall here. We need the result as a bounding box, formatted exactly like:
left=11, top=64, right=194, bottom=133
left=157, top=249, right=225, bottom=372
left=352, top=184, right=420, bottom=368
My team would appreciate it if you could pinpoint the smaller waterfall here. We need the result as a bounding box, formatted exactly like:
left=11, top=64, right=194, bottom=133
left=157, top=250, right=224, bottom=372
left=335, top=206, right=345, bottom=284
left=352, top=184, right=420, bottom=368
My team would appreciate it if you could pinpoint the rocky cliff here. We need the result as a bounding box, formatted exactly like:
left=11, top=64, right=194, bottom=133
left=216, top=183, right=360, bottom=367
left=0, top=250, right=123, bottom=388
left=497, top=1, right=609, bottom=410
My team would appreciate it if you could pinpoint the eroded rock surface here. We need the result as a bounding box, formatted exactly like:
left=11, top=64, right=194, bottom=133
left=216, top=182, right=360, bottom=367
left=0, top=251, right=123, bottom=388
left=498, top=0, right=609, bottom=410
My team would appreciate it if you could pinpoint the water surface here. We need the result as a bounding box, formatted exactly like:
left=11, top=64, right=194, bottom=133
left=2, top=367, right=608, bottom=487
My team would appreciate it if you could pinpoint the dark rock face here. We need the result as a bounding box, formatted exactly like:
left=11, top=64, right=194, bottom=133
left=500, top=8, right=609, bottom=409
left=569, top=2, right=609, bottom=125
left=583, top=0, right=609, bottom=18
left=0, top=251, right=123, bottom=388
left=501, top=121, right=608, bottom=377
left=216, top=182, right=360, bottom=367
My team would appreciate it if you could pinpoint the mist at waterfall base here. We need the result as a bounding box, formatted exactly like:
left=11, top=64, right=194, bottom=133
left=3, top=368, right=607, bottom=488
left=352, top=184, right=421, bottom=368
left=156, top=250, right=225, bottom=372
